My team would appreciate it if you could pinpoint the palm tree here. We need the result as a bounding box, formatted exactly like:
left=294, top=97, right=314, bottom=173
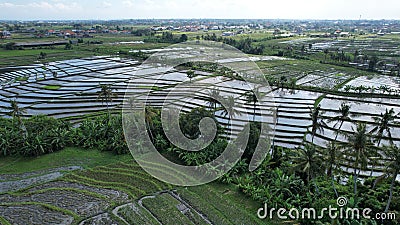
left=325, top=141, right=341, bottom=197
left=206, top=88, right=221, bottom=112
left=242, top=88, right=265, bottom=122
left=7, top=99, right=26, bottom=127
left=97, top=84, right=117, bottom=116
left=145, top=106, right=158, bottom=142
left=221, top=96, right=242, bottom=129
left=382, top=144, right=400, bottom=213
left=328, top=102, right=353, bottom=142
left=369, top=108, right=396, bottom=147
left=343, top=122, right=375, bottom=195
left=291, top=143, right=324, bottom=191
left=288, top=77, right=297, bottom=90
left=309, top=104, right=327, bottom=143
left=323, top=49, right=329, bottom=62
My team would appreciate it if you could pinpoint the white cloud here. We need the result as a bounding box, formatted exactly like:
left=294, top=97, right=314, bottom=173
left=0, top=2, right=15, bottom=7
left=0, top=1, right=81, bottom=11
left=122, top=0, right=135, bottom=7
left=102, top=1, right=112, bottom=8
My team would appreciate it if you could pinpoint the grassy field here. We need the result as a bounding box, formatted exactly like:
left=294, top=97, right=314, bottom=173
left=0, top=147, right=132, bottom=174
left=0, top=33, right=169, bottom=67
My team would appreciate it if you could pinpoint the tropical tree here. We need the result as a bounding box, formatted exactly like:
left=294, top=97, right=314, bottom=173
left=179, top=34, right=188, bottom=42
left=97, top=84, right=117, bottom=116
left=382, top=144, right=400, bottom=212
left=206, top=88, right=221, bottom=112
left=368, top=55, right=379, bottom=71
left=343, top=123, right=376, bottom=195
left=309, top=104, right=327, bottom=143
left=186, top=70, right=195, bottom=82
left=38, top=51, right=47, bottom=60
left=221, top=96, right=242, bottom=128
left=324, top=141, right=341, bottom=197
left=328, top=102, right=353, bottom=142
left=291, top=143, right=324, bottom=191
left=369, top=108, right=396, bottom=146
left=7, top=99, right=26, bottom=129
left=288, top=77, right=297, bottom=90
left=242, top=88, right=265, bottom=122
left=145, top=106, right=159, bottom=142
left=323, top=48, right=329, bottom=62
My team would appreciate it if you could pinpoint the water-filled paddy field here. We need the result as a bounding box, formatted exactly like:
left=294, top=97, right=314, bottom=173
left=1, top=55, right=399, bottom=181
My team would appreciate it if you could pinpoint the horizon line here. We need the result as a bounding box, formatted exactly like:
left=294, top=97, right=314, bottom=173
left=2, top=18, right=400, bottom=22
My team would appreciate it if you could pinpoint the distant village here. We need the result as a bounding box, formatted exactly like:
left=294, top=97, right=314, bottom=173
left=1, top=19, right=400, bottom=40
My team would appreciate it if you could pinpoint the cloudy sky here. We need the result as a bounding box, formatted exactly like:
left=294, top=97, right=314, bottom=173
left=0, top=0, right=399, bottom=20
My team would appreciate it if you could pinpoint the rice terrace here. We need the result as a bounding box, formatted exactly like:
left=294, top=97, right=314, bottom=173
left=1, top=1, right=400, bottom=224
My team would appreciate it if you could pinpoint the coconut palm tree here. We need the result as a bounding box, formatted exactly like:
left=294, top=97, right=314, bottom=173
left=7, top=99, right=26, bottom=127
left=328, top=102, right=353, bottom=142
left=309, top=104, right=327, bottom=144
left=325, top=141, right=341, bottom=197
left=242, top=88, right=265, bottom=122
left=343, top=122, right=375, bottom=195
left=206, top=88, right=221, bottom=112
left=323, top=49, right=329, bottom=62
left=221, top=96, right=242, bottom=129
left=291, top=143, right=324, bottom=192
left=7, top=100, right=25, bottom=121
left=369, top=108, right=396, bottom=147
left=145, top=106, right=158, bottom=142
left=97, top=84, right=117, bottom=116
left=382, top=144, right=400, bottom=212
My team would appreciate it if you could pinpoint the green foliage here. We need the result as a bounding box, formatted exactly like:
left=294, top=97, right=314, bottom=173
left=15, top=76, right=29, bottom=82
left=64, top=42, right=73, bottom=50
left=42, top=85, right=61, bottom=90
left=3, top=42, right=16, bottom=50
left=144, top=31, right=188, bottom=44
left=131, top=28, right=155, bottom=36
left=0, top=115, right=70, bottom=157
left=203, top=34, right=265, bottom=55
left=72, top=114, right=128, bottom=154
left=179, top=107, right=220, bottom=139
left=0, top=113, right=130, bottom=157
left=38, top=51, right=47, bottom=59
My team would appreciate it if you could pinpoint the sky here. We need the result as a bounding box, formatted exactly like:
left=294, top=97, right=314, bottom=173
left=0, top=0, right=399, bottom=21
